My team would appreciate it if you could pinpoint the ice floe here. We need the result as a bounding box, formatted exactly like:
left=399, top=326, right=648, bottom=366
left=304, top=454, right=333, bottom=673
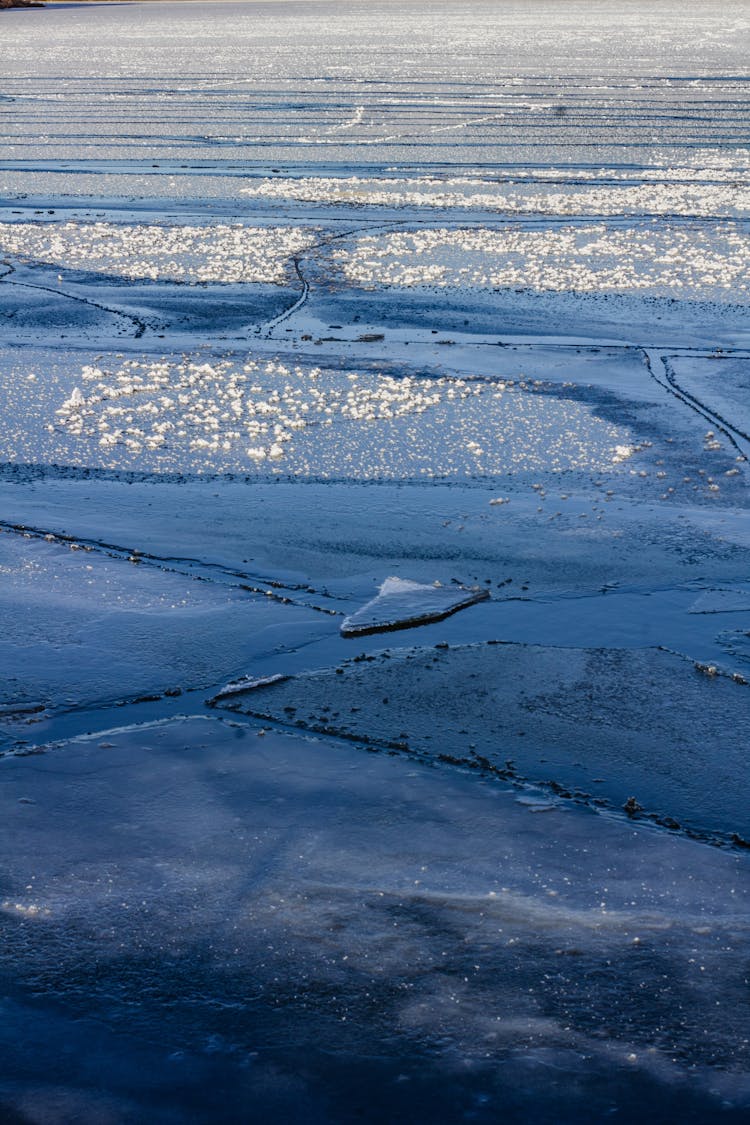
left=214, top=641, right=750, bottom=842
left=688, top=588, right=750, bottom=614
left=208, top=672, right=289, bottom=703
left=340, top=576, right=490, bottom=636
left=0, top=531, right=327, bottom=716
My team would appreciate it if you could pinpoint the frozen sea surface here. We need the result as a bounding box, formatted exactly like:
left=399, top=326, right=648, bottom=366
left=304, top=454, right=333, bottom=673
left=2, top=0, right=749, bottom=175
left=1, top=718, right=749, bottom=1124
left=1, top=1, right=750, bottom=1121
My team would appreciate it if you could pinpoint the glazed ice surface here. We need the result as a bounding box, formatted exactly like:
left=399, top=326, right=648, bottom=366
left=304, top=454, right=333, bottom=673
left=1, top=2, right=749, bottom=1121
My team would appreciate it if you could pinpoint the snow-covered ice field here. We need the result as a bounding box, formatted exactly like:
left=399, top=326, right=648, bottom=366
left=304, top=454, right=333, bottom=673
left=1, top=1, right=750, bottom=1121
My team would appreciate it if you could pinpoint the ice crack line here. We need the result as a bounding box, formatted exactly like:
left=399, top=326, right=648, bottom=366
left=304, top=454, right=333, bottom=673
left=0, top=520, right=344, bottom=616
left=643, top=347, right=750, bottom=464
left=662, top=354, right=750, bottom=448
left=257, top=256, right=309, bottom=336
left=257, top=219, right=419, bottom=340
left=204, top=698, right=750, bottom=854
left=0, top=267, right=148, bottom=338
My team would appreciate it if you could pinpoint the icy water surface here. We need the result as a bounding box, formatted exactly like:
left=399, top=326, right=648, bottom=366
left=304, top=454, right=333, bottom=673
left=1, top=2, right=750, bottom=1122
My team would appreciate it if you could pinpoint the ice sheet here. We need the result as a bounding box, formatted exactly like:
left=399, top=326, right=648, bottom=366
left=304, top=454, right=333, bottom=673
left=668, top=355, right=750, bottom=440
left=0, top=717, right=749, bottom=1122
left=2, top=1, right=748, bottom=173
left=0, top=530, right=329, bottom=721
left=215, top=641, right=750, bottom=842
left=2, top=1, right=750, bottom=1119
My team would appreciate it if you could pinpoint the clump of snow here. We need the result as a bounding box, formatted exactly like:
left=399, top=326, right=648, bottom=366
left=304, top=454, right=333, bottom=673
left=612, top=444, right=635, bottom=464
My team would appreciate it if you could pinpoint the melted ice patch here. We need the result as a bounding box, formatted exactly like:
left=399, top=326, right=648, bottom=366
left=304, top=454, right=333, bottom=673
left=341, top=576, right=489, bottom=636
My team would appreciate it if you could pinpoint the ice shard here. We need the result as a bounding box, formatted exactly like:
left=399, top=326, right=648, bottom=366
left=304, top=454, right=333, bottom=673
left=341, top=576, right=489, bottom=637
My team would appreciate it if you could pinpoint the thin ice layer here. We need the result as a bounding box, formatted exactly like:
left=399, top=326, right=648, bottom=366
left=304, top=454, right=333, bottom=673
left=0, top=718, right=749, bottom=1122
left=215, top=641, right=750, bottom=841
left=341, top=576, right=489, bottom=636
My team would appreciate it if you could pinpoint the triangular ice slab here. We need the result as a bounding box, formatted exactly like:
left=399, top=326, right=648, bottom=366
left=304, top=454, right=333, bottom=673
left=208, top=672, right=288, bottom=705
left=688, top=588, right=750, bottom=614
left=341, top=577, right=489, bottom=637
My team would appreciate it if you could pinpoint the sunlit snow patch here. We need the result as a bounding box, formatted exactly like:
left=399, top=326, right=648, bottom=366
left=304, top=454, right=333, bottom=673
left=0, top=222, right=316, bottom=284
left=43, top=353, right=635, bottom=476
left=340, top=576, right=489, bottom=637
left=241, top=173, right=750, bottom=218
left=335, top=223, right=750, bottom=302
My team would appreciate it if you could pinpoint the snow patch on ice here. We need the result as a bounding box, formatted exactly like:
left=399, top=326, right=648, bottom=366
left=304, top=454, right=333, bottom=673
left=0, top=222, right=316, bottom=285
left=242, top=172, right=750, bottom=218
left=335, top=223, right=750, bottom=301
left=46, top=354, right=635, bottom=476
